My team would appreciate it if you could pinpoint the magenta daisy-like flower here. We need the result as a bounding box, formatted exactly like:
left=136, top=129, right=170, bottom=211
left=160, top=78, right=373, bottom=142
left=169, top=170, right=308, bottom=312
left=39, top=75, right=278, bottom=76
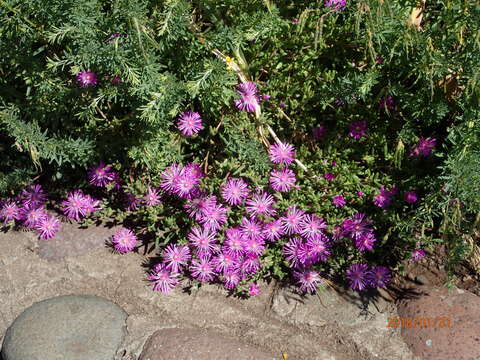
left=162, top=244, right=191, bottom=273
left=148, top=265, right=179, bottom=294
left=125, top=192, right=141, bottom=211
left=242, top=237, right=265, bottom=257
left=300, top=214, right=327, bottom=241
left=224, top=227, right=246, bottom=255
left=184, top=194, right=216, bottom=221
left=173, top=169, right=201, bottom=199
left=332, top=195, right=346, bottom=207
left=346, top=263, right=370, bottom=291
left=160, top=163, right=183, bottom=194
left=177, top=111, right=203, bottom=136
left=263, top=219, right=285, bottom=242
left=0, top=200, right=22, bottom=223
left=270, top=168, right=296, bottom=192
left=221, top=178, right=250, bottom=206
left=373, top=186, right=394, bottom=209
left=223, top=269, right=241, bottom=290
left=324, top=172, right=336, bottom=181
left=312, top=126, right=327, bottom=140
left=188, top=226, right=218, bottom=257
left=411, top=248, right=426, bottom=261
left=234, top=82, right=260, bottom=113
left=111, top=228, right=137, bottom=253
left=249, top=283, right=261, bottom=297
left=281, top=206, right=305, bottom=235
left=245, top=192, right=276, bottom=218
left=294, top=269, right=323, bottom=294
left=198, top=202, right=228, bottom=231
left=240, top=217, right=264, bottom=241
left=367, top=266, right=391, bottom=289
left=239, top=254, right=261, bottom=275
left=404, top=191, right=418, bottom=204
left=349, top=120, right=368, bottom=139
left=283, top=237, right=303, bottom=268
left=410, top=137, right=436, bottom=157
left=190, top=257, right=216, bottom=282
left=269, top=142, right=296, bottom=166
left=21, top=184, right=48, bottom=207
left=379, top=96, right=395, bottom=111
left=20, top=206, right=47, bottom=228
left=36, top=215, right=60, bottom=239
left=76, top=71, right=98, bottom=87
left=354, top=231, right=376, bottom=252
left=298, top=237, right=331, bottom=266
left=143, top=186, right=161, bottom=207
left=212, top=251, right=239, bottom=273
left=87, top=162, right=116, bottom=187
left=325, top=0, right=347, bottom=10
left=61, top=190, right=89, bottom=221
left=341, top=212, right=373, bottom=240
left=82, top=194, right=101, bottom=216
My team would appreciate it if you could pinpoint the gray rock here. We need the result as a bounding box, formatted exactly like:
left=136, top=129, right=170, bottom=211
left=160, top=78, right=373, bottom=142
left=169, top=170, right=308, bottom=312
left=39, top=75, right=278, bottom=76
left=36, top=222, right=120, bottom=261
left=1, top=295, right=127, bottom=360
left=139, top=328, right=276, bottom=360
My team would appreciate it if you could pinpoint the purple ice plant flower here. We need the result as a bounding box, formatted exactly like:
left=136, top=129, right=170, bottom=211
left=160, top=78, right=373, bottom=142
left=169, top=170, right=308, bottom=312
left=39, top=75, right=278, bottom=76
left=341, top=212, right=373, bottom=240
left=223, top=269, right=241, bottom=290
left=281, top=206, right=306, bottom=235
left=299, top=214, right=327, bottom=241
left=221, top=178, right=250, bottom=206
left=283, top=237, right=304, bottom=269
left=160, top=163, right=183, bottom=194
left=325, top=0, right=347, bottom=11
left=21, top=184, right=48, bottom=208
left=357, top=191, right=365, bottom=197
left=298, top=237, right=331, bottom=265
left=291, top=18, right=300, bottom=23
left=198, top=202, right=228, bottom=232
left=367, top=266, right=391, bottom=288
left=125, top=192, right=141, bottom=211
left=240, top=217, right=264, bottom=241
left=263, top=219, right=285, bottom=242
left=346, top=263, right=370, bottom=291
left=0, top=200, right=22, bottom=223
left=148, top=265, right=179, bottom=294
left=249, top=283, right=261, bottom=296
left=61, top=190, right=91, bottom=221
left=294, top=269, right=323, bottom=294
left=324, top=172, right=336, bottom=181
left=143, top=186, right=161, bottom=207
left=411, top=248, right=426, bottom=261
left=20, top=206, right=47, bottom=228
left=349, top=120, right=368, bottom=139
left=184, top=193, right=216, bottom=221
left=188, top=226, right=218, bottom=257
left=410, top=137, right=436, bottom=157
left=332, top=195, right=346, bottom=207
left=373, top=186, right=394, bottom=209
left=269, top=168, right=296, bottom=192
left=173, top=169, right=201, bottom=199
left=245, top=192, right=276, bottom=218
left=224, top=227, right=246, bottom=255
left=404, top=191, right=418, bottom=204
left=242, top=237, right=265, bottom=257
left=190, top=257, right=216, bottom=282
left=269, top=142, right=296, bottom=166
left=212, top=251, right=239, bottom=273
left=36, top=215, right=60, bottom=239
left=239, top=254, right=261, bottom=275
left=76, top=71, right=98, bottom=87
left=379, top=96, right=395, bottom=111
left=177, top=111, right=203, bottom=136
left=354, top=231, right=377, bottom=252
left=162, top=244, right=191, bottom=273
left=111, top=228, right=137, bottom=253
left=234, top=82, right=260, bottom=113
left=87, top=162, right=116, bottom=187
left=312, top=125, right=328, bottom=140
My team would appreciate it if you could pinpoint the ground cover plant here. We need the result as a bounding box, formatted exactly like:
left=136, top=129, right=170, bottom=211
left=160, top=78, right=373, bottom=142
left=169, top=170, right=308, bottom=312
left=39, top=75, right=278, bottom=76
left=1, top=0, right=479, bottom=296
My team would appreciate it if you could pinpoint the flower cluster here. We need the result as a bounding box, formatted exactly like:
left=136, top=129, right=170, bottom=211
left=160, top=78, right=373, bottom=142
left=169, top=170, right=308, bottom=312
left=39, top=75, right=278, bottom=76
left=410, top=137, right=436, bottom=157
left=346, top=263, right=391, bottom=291
left=234, top=82, right=261, bottom=113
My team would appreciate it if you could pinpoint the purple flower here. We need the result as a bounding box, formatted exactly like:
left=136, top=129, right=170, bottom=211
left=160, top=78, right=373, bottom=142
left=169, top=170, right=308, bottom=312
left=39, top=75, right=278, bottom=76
left=224, top=227, right=246, bottom=255
left=36, top=215, right=60, bottom=239
left=110, top=75, right=122, bottom=85
left=260, top=94, right=271, bottom=101
left=188, top=226, right=218, bottom=257
left=298, top=237, right=331, bottom=265
left=223, top=269, right=241, bottom=290
left=341, top=212, right=373, bottom=240
left=234, top=82, right=260, bottom=113
left=411, top=248, right=426, bottom=261
left=325, top=0, right=347, bottom=10
left=368, top=266, right=391, bottom=288
left=239, top=254, right=261, bottom=275
left=125, top=192, right=140, bottom=211
left=245, top=192, right=276, bottom=218
left=240, top=217, right=264, bottom=241
left=269, top=168, right=296, bottom=192
left=184, top=194, right=216, bottom=221
left=357, top=191, right=365, bottom=197
left=143, top=186, right=161, bottom=206
left=279, top=102, right=286, bottom=108
left=162, top=244, right=191, bottom=273
left=221, top=178, right=250, bottom=206
left=294, top=269, right=323, bottom=293
left=20, top=206, right=47, bottom=228
left=281, top=206, right=305, bottom=235
left=354, top=231, right=377, bottom=252
left=249, top=283, right=261, bottom=296
left=112, top=228, right=137, bottom=253
left=283, top=237, right=303, bottom=268
left=198, top=202, right=228, bottom=232
left=82, top=194, right=101, bottom=216
left=346, top=263, right=370, bottom=291
left=379, top=96, right=395, bottom=111
left=269, top=142, right=296, bottom=166
left=373, top=186, right=394, bottom=209
left=0, top=200, right=22, bottom=223
left=190, top=257, right=216, bottom=282
left=173, top=166, right=202, bottom=199
left=61, top=190, right=90, bottom=221
left=349, top=120, right=368, bottom=139
left=263, top=219, right=285, bottom=242
left=299, top=214, right=327, bottom=241
left=87, top=162, right=116, bottom=187
left=242, top=237, right=265, bottom=257
left=312, top=126, right=328, bottom=140
left=21, top=184, right=48, bottom=207
left=76, top=71, right=98, bottom=87
left=177, top=111, right=203, bottom=136
left=410, top=137, right=436, bottom=157
left=212, top=251, right=239, bottom=273
left=404, top=191, right=418, bottom=204
left=148, top=265, right=179, bottom=294
left=160, top=163, right=183, bottom=194
left=332, top=195, right=346, bottom=207
left=324, top=172, right=336, bottom=181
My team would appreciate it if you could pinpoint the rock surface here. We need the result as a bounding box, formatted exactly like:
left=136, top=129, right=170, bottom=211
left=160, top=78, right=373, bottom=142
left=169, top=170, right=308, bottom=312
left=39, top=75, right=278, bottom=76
left=139, top=328, right=275, bottom=360
left=397, top=285, right=480, bottom=360
left=1, top=294, right=127, bottom=360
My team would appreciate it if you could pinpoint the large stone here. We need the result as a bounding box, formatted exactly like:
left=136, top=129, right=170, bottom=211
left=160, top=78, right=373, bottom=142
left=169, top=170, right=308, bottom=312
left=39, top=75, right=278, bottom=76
left=36, top=222, right=120, bottom=261
left=397, top=285, right=480, bottom=360
left=1, top=295, right=127, bottom=360
left=139, top=328, right=276, bottom=360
